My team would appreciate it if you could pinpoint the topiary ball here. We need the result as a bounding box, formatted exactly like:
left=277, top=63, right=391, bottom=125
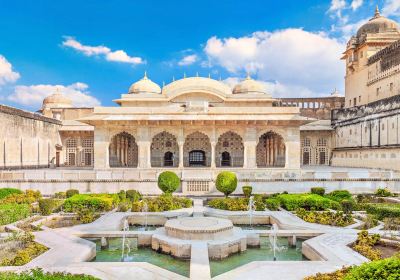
left=158, top=171, right=180, bottom=194
left=216, top=171, right=237, bottom=197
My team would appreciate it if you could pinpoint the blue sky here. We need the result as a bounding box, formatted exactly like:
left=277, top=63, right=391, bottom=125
left=0, top=0, right=399, bottom=110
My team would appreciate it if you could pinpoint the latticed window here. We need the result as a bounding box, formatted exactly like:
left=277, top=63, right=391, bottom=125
left=317, top=138, right=327, bottom=146
left=82, top=138, right=93, bottom=166
left=65, top=139, right=77, bottom=166
left=302, top=138, right=311, bottom=147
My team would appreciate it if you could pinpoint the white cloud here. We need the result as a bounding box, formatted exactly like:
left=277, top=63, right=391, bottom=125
left=329, top=0, right=346, bottom=12
left=7, top=83, right=100, bottom=108
left=178, top=54, right=198, bottom=66
left=0, top=55, right=20, bottom=86
left=205, top=28, right=345, bottom=96
left=351, top=0, right=363, bottom=11
left=382, top=0, right=400, bottom=16
left=62, top=37, right=144, bottom=65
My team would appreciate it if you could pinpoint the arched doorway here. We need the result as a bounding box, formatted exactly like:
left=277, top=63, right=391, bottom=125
left=109, top=132, right=138, bottom=167
left=151, top=131, right=179, bottom=167
left=164, top=151, right=174, bottom=167
left=256, top=131, right=286, bottom=167
left=184, top=132, right=211, bottom=167
left=215, top=131, right=244, bottom=167
left=221, top=151, right=231, bottom=166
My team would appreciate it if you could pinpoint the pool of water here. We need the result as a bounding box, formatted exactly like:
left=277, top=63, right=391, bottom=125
left=128, top=224, right=162, bottom=231
left=237, top=224, right=271, bottom=230
left=87, top=237, right=190, bottom=277
left=209, top=237, right=307, bottom=277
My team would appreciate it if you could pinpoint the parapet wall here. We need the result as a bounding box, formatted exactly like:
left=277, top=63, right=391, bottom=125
left=0, top=168, right=398, bottom=195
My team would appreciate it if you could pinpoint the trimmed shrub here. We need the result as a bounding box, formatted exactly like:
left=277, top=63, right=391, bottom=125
left=296, top=208, right=354, bottom=227
left=0, top=203, right=31, bottom=226
left=63, top=194, right=119, bottom=212
left=365, top=203, right=400, bottom=220
left=277, top=194, right=338, bottom=211
left=253, top=194, right=266, bottom=211
left=341, top=199, right=355, bottom=214
left=352, top=230, right=381, bottom=261
left=38, top=199, right=64, bottom=216
left=118, top=190, right=126, bottom=201
left=215, top=171, right=237, bottom=197
left=265, top=198, right=280, bottom=211
left=305, top=267, right=351, bottom=280
left=345, top=255, right=400, bottom=280
left=76, top=208, right=97, bottom=224
left=66, top=189, right=79, bottom=198
left=157, top=171, right=180, bottom=194
left=0, top=188, right=22, bottom=199
left=131, top=194, right=192, bottom=212
left=126, top=190, right=142, bottom=202
left=0, top=190, right=41, bottom=204
left=375, top=187, right=393, bottom=197
left=311, top=187, right=325, bottom=196
left=1, top=242, right=47, bottom=266
left=242, top=186, right=252, bottom=197
left=326, top=190, right=352, bottom=202
left=0, top=268, right=99, bottom=279
left=54, top=192, right=66, bottom=199
left=208, top=198, right=248, bottom=211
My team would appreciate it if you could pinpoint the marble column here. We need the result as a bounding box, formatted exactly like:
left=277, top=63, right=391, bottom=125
left=93, top=129, right=109, bottom=169
left=178, top=141, right=184, bottom=168
left=244, top=127, right=257, bottom=168
left=211, top=141, right=216, bottom=168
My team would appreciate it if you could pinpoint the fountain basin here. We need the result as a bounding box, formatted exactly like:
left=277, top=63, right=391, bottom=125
left=165, top=217, right=233, bottom=240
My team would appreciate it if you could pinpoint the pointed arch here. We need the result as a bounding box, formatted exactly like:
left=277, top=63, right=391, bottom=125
left=151, top=131, right=179, bottom=167
left=256, top=131, right=286, bottom=168
left=215, top=131, right=244, bottom=167
left=183, top=132, right=211, bottom=167
left=109, top=132, right=138, bottom=168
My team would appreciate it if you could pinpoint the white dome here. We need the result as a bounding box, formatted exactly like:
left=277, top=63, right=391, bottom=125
left=232, top=75, right=268, bottom=94
left=42, top=90, right=72, bottom=109
left=128, top=72, right=161, bottom=94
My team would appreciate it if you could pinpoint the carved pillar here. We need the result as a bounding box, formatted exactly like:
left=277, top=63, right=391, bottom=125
left=211, top=142, right=216, bottom=168
left=178, top=141, right=184, bottom=168
left=137, top=127, right=151, bottom=169
left=244, top=127, right=257, bottom=168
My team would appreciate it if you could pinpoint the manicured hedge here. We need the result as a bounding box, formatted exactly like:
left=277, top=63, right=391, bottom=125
left=310, top=187, right=325, bottom=196
left=365, top=203, right=400, bottom=220
left=0, top=190, right=41, bottom=204
left=265, top=198, right=280, bottom=211
left=66, top=189, right=79, bottom=198
left=208, top=197, right=248, bottom=211
left=296, top=208, right=354, bottom=227
left=126, top=190, right=142, bottom=202
left=157, top=171, right=180, bottom=194
left=215, top=171, right=237, bottom=197
left=344, top=254, right=400, bottom=280
left=0, top=188, right=22, bottom=199
left=325, top=190, right=353, bottom=202
left=277, top=194, right=338, bottom=211
left=38, top=199, right=64, bottom=216
left=131, top=194, right=192, bottom=212
left=0, top=203, right=31, bottom=226
left=63, top=194, right=119, bottom=212
left=0, top=268, right=99, bottom=280
left=242, top=186, right=252, bottom=197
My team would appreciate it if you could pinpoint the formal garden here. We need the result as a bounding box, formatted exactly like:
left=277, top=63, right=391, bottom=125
left=0, top=170, right=399, bottom=279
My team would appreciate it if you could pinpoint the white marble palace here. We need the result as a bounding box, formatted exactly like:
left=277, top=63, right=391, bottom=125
left=0, top=6, right=400, bottom=195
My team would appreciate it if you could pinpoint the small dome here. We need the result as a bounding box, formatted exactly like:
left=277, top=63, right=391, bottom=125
left=232, top=74, right=268, bottom=94
left=330, top=88, right=342, bottom=97
left=128, top=72, right=161, bottom=94
left=42, top=90, right=72, bottom=109
left=356, top=6, right=399, bottom=39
